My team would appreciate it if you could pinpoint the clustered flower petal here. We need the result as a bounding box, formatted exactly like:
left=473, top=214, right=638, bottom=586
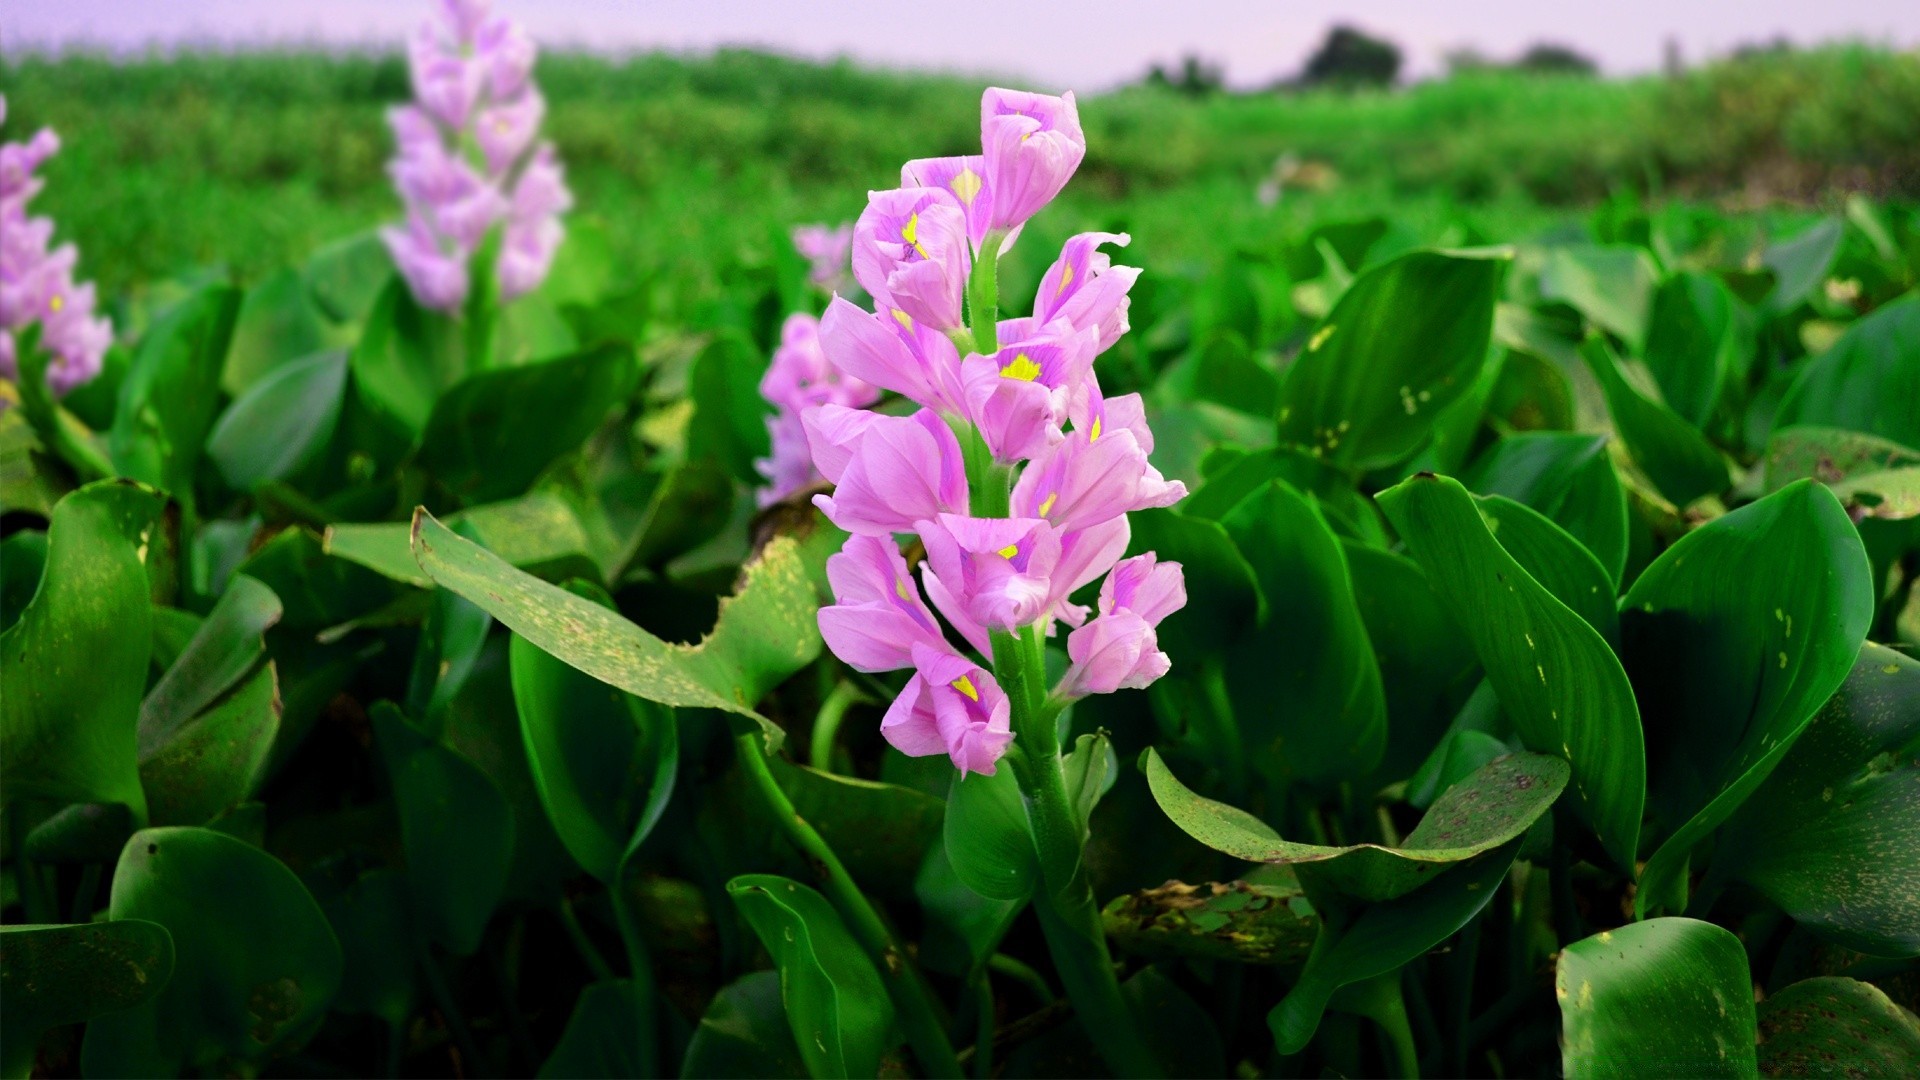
left=754, top=312, right=882, bottom=508
left=382, top=0, right=572, bottom=312
left=792, top=222, right=855, bottom=294
left=0, top=95, right=112, bottom=398
left=798, top=88, right=1186, bottom=777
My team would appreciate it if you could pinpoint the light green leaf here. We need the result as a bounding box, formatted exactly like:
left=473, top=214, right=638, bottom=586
left=944, top=764, right=1036, bottom=902
left=206, top=349, right=348, bottom=491
left=1541, top=244, right=1659, bottom=348
left=1463, top=432, right=1629, bottom=583
left=1763, top=217, right=1843, bottom=312
left=1642, top=270, right=1741, bottom=427
left=1622, top=480, right=1873, bottom=916
left=1557, top=917, right=1757, bottom=1079
left=304, top=231, right=392, bottom=325
left=539, top=979, right=652, bottom=1079
left=1376, top=472, right=1644, bottom=873
left=1775, top=294, right=1920, bottom=450
left=325, top=490, right=600, bottom=588
left=109, top=284, right=243, bottom=511
left=1581, top=335, right=1728, bottom=507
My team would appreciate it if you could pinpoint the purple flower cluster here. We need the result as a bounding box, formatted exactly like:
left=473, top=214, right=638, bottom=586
left=382, top=0, right=571, bottom=313
left=755, top=312, right=880, bottom=507
left=803, top=88, right=1187, bottom=776
left=0, top=96, right=112, bottom=397
left=791, top=222, right=855, bottom=295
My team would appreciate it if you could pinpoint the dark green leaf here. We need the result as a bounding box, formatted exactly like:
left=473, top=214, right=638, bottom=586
left=348, top=278, right=466, bottom=441
left=82, top=827, right=343, bottom=1076
left=206, top=349, right=348, bottom=491
left=1463, top=431, right=1629, bottom=583
left=1775, top=294, right=1920, bottom=450
left=687, top=330, right=772, bottom=485
left=1556, top=917, right=1757, bottom=1079
left=1165, top=331, right=1280, bottom=418
left=1622, top=480, right=1873, bottom=916
left=140, top=574, right=280, bottom=746
left=1581, top=336, right=1728, bottom=507
left=1346, top=542, right=1480, bottom=782
left=1478, top=495, right=1617, bottom=640
left=1755, top=977, right=1920, bottom=1078
left=1276, top=248, right=1508, bottom=469
left=1716, top=643, right=1920, bottom=957
left=539, top=979, right=652, bottom=1079
left=944, top=764, right=1036, bottom=902
left=726, top=874, right=896, bottom=1079
left=776, top=758, right=944, bottom=901
left=139, top=664, right=280, bottom=827
left=681, top=970, right=807, bottom=1079
left=108, top=285, right=242, bottom=511
left=0, top=921, right=174, bottom=1078
left=1643, top=270, right=1741, bottom=427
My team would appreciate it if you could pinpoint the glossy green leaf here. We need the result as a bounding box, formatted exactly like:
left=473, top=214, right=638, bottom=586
left=1716, top=644, right=1920, bottom=957
left=1541, top=244, right=1659, bottom=347
left=1220, top=479, right=1387, bottom=784
left=688, top=329, right=772, bottom=485
left=1479, top=495, right=1618, bottom=640
left=539, top=979, right=652, bottom=1080
left=304, top=231, right=392, bottom=324
left=0, top=530, right=48, bottom=633
left=1463, top=431, right=1629, bottom=583
left=1763, top=217, right=1843, bottom=311
left=726, top=874, right=896, bottom=1079
left=681, top=970, right=807, bottom=1079
left=206, top=349, right=348, bottom=491
left=349, top=277, right=466, bottom=440
left=1, top=482, right=160, bottom=816
left=1103, top=877, right=1318, bottom=967
left=1642, top=270, right=1741, bottom=427
left=140, top=574, right=280, bottom=745
left=1146, top=747, right=1563, bottom=901
left=944, top=763, right=1036, bottom=902
left=776, top=759, right=945, bottom=901
left=0, top=921, right=175, bottom=1079
left=139, top=664, right=280, bottom=827
left=1276, top=248, right=1508, bottom=469
left=1557, top=917, right=1757, bottom=1079
left=511, top=580, right=677, bottom=884
left=418, top=343, right=638, bottom=504
left=1755, top=977, right=1920, bottom=1078
left=223, top=267, right=331, bottom=394
left=82, top=827, right=343, bottom=1076
left=1345, top=542, right=1479, bottom=782
left=108, top=284, right=243, bottom=510
left=1377, top=472, right=1645, bottom=872
left=1269, top=841, right=1518, bottom=1054
left=325, top=490, right=600, bottom=588
left=411, top=512, right=819, bottom=747
left=1125, top=507, right=1259, bottom=657
left=1622, top=480, right=1873, bottom=916
left=1581, top=335, right=1728, bottom=507
left=1775, top=294, right=1920, bottom=450
left=371, top=703, right=513, bottom=955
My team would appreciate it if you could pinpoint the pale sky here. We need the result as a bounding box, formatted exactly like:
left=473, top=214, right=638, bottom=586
left=4, top=0, right=1917, bottom=89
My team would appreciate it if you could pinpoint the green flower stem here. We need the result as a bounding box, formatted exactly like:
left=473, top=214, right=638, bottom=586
left=556, top=896, right=615, bottom=982
left=991, top=625, right=1165, bottom=1079
left=808, top=679, right=862, bottom=774
left=609, top=860, right=663, bottom=1077
left=988, top=952, right=1057, bottom=1005
left=968, top=231, right=1006, bottom=355
left=727, top=717, right=964, bottom=1079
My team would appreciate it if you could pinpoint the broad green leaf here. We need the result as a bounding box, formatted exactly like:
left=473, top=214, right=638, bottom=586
left=726, top=874, right=896, bottom=1079
left=1622, top=480, right=1873, bottom=916
left=1763, top=217, right=1844, bottom=311
left=139, top=664, right=280, bottom=827
left=1755, top=977, right=1920, bottom=1078
left=1268, top=841, right=1517, bottom=1054
left=1557, top=918, right=1757, bottom=1079
left=418, top=343, right=638, bottom=504
left=304, top=231, right=392, bottom=324
left=1220, top=479, right=1386, bottom=784
left=1276, top=248, right=1508, bottom=470
left=539, top=979, right=652, bottom=1080
left=371, top=703, right=514, bottom=956
left=1345, top=542, right=1478, bottom=782
left=776, top=759, right=945, bottom=901
left=140, top=574, right=280, bottom=746
left=687, top=329, right=772, bottom=485
left=206, top=349, right=348, bottom=491
left=1478, top=495, right=1618, bottom=640
left=1377, top=473, right=1644, bottom=872
left=1764, top=426, right=1920, bottom=491
left=1103, top=877, right=1317, bottom=967
left=682, top=970, right=808, bottom=1079
left=223, top=267, right=331, bottom=394
left=349, top=277, right=466, bottom=441
left=411, top=512, right=820, bottom=747
left=511, top=581, right=677, bottom=884
left=1164, top=331, right=1280, bottom=418
left=1716, top=643, right=1920, bottom=957
left=944, top=764, right=1036, bottom=902
left=312, top=868, right=414, bottom=1030
left=0, top=530, right=48, bottom=633
left=1, top=482, right=160, bottom=816
left=913, top=841, right=1021, bottom=977
left=1581, top=336, right=1728, bottom=507
left=0, top=921, right=174, bottom=1080
left=1125, top=508, right=1258, bottom=657
left=1145, top=747, right=1564, bottom=902
left=1182, top=443, right=1387, bottom=545
left=1541, top=244, right=1659, bottom=348
left=1775, top=294, right=1920, bottom=450
left=82, top=827, right=344, bottom=1076
left=1642, top=270, right=1741, bottom=427
left=1463, top=432, right=1629, bottom=583
left=108, top=284, right=243, bottom=510
left=325, top=490, right=600, bottom=588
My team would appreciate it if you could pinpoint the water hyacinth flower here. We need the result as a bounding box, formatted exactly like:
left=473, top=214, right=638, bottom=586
left=0, top=96, right=112, bottom=397
left=754, top=311, right=879, bottom=507
left=383, top=0, right=571, bottom=313
left=793, top=84, right=1172, bottom=777
left=792, top=222, right=855, bottom=294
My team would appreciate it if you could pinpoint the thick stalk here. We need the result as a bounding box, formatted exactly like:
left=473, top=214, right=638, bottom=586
left=967, top=231, right=1006, bottom=355
left=991, top=625, right=1164, bottom=1078
left=808, top=679, right=861, bottom=774
left=727, top=718, right=963, bottom=1079
left=610, top=859, right=662, bottom=1076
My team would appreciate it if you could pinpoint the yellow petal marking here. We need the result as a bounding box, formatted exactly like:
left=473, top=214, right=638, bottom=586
left=895, top=578, right=911, bottom=601
left=891, top=308, right=915, bottom=331
left=1000, top=353, right=1042, bottom=381
left=901, top=211, right=930, bottom=259
left=1055, top=260, right=1076, bottom=297
left=996, top=544, right=1019, bottom=559
left=49, top=293, right=66, bottom=314
left=1038, top=493, right=1058, bottom=518
left=951, top=675, right=980, bottom=702
left=1089, top=417, right=1102, bottom=441
left=949, top=167, right=983, bottom=205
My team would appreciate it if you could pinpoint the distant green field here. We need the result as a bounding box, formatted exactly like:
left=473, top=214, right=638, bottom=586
left=4, top=44, right=1916, bottom=314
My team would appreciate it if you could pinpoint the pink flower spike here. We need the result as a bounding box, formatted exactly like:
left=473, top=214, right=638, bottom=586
left=980, top=88, right=1086, bottom=232
left=959, top=324, right=1097, bottom=463
left=918, top=514, right=1064, bottom=631
left=1012, top=424, right=1186, bottom=535
left=792, top=223, right=855, bottom=292
left=817, top=535, right=951, bottom=672
left=808, top=408, right=969, bottom=537
left=817, top=296, right=966, bottom=414
left=1102, top=554, right=1188, bottom=624
left=900, top=156, right=995, bottom=246
left=881, top=643, right=1014, bottom=776
left=1033, top=232, right=1141, bottom=354
left=476, top=15, right=537, bottom=100
left=1059, top=611, right=1171, bottom=698
left=852, top=187, right=971, bottom=332
left=1043, top=516, right=1133, bottom=629
left=475, top=88, right=546, bottom=176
